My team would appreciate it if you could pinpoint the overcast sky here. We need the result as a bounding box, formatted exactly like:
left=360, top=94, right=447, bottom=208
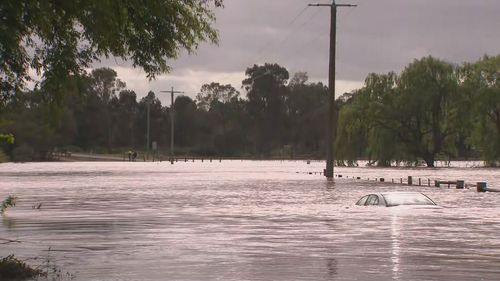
left=95, top=0, right=500, bottom=104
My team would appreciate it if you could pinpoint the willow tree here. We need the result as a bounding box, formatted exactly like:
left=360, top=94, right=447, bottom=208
left=391, top=57, right=461, bottom=167
left=336, top=57, right=465, bottom=167
left=0, top=0, right=223, bottom=102
left=335, top=95, right=367, bottom=166
left=335, top=72, right=402, bottom=166
left=465, top=55, right=500, bottom=166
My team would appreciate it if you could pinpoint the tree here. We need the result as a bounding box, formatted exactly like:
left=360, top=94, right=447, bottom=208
left=116, top=90, right=138, bottom=148
left=195, top=82, right=244, bottom=155
left=137, top=91, right=165, bottom=151
left=242, top=63, right=289, bottom=154
left=336, top=57, right=466, bottom=167
left=335, top=73, right=402, bottom=166
left=196, top=82, right=240, bottom=111
left=464, top=55, right=500, bottom=165
left=72, top=69, right=123, bottom=151
left=0, top=0, right=223, bottom=101
left=173, top=96, right=199, bottom=148
left=335, top=91, right=368, bottom=166
left=2, top=89, right=61, bottom=160
left=287, top=72, right=328, bottom=157
left=394, top=57, right=461, bottom=167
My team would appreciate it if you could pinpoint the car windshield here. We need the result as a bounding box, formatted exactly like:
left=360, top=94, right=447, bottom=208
left=382, top=193, right=436, bottom=207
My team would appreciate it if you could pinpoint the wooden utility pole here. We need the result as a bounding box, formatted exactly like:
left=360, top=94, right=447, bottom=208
left=146, top=100, right=150, bottom=156
left=308, top=1, right=356, bottom=179
left=160, top=87, right=184, bottom=164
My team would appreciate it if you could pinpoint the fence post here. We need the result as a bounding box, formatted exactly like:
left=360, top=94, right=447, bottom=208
left=408, top=176, right=413, bottom=186
left=456, top=180, right=465, bottom=189
left=477, top=182, right=487, bottom=192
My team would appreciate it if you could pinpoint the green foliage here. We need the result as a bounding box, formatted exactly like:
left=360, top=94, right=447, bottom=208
left=335, top=56, right=483, bottom=167
left=462, top=55, right=500, bottom=165
left=0, top=255, right=45, bottom=280
left=196, top=82, right=240, bottom=111
left=1, top=196, right=17, bottom=215
left=0, top=0, right=223, bottom=102
left=243, top=63, right=290, bottom=155
left=0, top=134, right=14, bottom=145
left=1, top=55, right=498, bottom=163
left=335, top=96, right=366, bottom=164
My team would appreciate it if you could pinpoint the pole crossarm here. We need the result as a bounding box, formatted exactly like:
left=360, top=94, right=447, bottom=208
left=159, top=90, right=185, bottom=94
left=308, top=3, right=357, bottom=7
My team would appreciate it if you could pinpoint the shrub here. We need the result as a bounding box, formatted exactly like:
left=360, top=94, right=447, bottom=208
left=0, top=196, right=17, bottom=215
left=0, top=255, right=45, bottom=280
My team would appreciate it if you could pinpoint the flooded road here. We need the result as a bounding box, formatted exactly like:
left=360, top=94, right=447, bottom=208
left=1, top=161, right=500, bottom=280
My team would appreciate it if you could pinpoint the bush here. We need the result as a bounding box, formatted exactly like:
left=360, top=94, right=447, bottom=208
left=1, top=196, right=17, bottom=215
left=12, top=144, right=34, bottom=162
left=0, top=255, right=45, bottom=280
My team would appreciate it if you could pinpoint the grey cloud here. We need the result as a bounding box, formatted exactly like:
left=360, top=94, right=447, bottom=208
left=96, top=0, right=500, bottom=95
left=170, top=0, right=499, bottom=79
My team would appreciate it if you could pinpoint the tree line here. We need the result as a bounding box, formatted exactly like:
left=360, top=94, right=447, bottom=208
left=0, top=55, right=498, bottom=166
left=0, top=64, right=329, bottom=161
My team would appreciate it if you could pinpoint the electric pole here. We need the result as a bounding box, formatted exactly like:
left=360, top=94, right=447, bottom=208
left=308, top=1, right=356, bottom=179
left=160, top=87, right=184, bottom=164
left=146, top=100, right=150, bottom=157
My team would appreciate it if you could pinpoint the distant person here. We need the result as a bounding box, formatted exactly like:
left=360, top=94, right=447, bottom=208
left=132, top=151, right=137, bottom=161
left=128, top=151, right=132, bottom=161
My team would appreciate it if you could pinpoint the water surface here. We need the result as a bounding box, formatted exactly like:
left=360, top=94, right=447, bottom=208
left=1, top=161, right=499, bottom=280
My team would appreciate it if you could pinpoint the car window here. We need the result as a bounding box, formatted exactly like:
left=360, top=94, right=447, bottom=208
left=365, top=195, right=379, bottom=206
left=382, top=193, right=436, bottom=207
left=356, top=195, right=369, bottom=206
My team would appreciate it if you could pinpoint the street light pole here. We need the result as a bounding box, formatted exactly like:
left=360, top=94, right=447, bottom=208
left=308, top=1, right=356, bottom=179
left=160, top=87, right=184, bottom=164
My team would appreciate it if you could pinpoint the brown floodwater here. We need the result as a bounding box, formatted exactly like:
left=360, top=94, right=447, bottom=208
left=1, top=161, right=499, bottom=281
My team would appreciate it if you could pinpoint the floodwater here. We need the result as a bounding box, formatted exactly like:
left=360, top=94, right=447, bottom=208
left=1, top=161, right=499, bottom=281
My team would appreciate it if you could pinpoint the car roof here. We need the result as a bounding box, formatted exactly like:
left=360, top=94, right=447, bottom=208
left=379, top=191, right=425, bottom=196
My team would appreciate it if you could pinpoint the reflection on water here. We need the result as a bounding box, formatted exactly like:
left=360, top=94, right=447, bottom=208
left=0, top=161, right=500, bottom=281
left=390, top=213, right=401, bottom=280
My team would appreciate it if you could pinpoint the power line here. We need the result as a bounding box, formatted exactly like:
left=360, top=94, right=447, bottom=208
left=278, top=32, right=326, bottom=65
left=254, top=7, right=324, bottom=64
left=250, top=5, right=310, bottom=63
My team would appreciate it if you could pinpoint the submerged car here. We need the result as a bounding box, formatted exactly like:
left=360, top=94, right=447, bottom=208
left=356, top=192, right=437, bottom=207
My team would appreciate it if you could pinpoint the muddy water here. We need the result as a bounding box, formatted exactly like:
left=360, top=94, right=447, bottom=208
left=1, top=161, right=499, bottom=281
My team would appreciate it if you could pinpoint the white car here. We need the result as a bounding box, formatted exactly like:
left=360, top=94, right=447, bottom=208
left=356, top=192, right=437, bottom=207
